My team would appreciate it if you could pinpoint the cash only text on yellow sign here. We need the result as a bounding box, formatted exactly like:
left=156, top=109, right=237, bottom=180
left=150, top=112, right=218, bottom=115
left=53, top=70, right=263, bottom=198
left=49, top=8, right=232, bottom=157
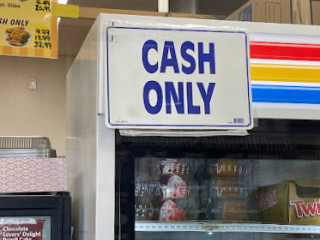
left=0, top=0, right=58, bottom=58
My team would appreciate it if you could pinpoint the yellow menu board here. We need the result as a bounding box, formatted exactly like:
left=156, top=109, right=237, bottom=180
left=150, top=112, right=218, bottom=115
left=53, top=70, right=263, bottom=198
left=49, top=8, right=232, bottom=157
left=0, top=0, right=57, bottom=58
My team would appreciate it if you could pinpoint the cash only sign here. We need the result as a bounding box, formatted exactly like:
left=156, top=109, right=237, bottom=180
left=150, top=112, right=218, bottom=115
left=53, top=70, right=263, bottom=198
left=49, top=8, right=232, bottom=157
left=106, top=22, right=253, bottom=130
left=0, top=0, right=57, bottom=58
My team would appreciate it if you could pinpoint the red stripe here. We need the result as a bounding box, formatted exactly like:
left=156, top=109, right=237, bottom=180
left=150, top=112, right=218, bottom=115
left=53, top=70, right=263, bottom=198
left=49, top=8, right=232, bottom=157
left=250, top=41, right=320, bottom=61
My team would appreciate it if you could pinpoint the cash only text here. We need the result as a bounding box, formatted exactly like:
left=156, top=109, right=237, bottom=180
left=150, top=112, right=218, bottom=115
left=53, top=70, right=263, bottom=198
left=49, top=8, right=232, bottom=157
left=142, top=40, right=216, bottom=115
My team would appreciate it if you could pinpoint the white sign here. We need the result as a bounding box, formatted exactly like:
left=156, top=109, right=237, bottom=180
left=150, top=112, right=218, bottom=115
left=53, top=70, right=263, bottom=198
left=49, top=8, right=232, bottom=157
left=105, top=26, right=252, bottom=129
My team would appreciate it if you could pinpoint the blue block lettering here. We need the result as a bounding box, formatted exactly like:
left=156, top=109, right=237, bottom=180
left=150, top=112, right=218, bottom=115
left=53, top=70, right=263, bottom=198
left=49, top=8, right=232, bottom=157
left=181, top=41, right=196, bottom=75
left=160, top=41, right=180, bottom=73
left=143, top=81, right=163, bottom=114
left=187, top=82, right=200, bottom=114
left=197, top=82, right=216, bottom=114
left=142, top=40, right=158, bottom=74
left=165, top=82, right=184, bottom=114
left=198, top=42, right=215, bottom=74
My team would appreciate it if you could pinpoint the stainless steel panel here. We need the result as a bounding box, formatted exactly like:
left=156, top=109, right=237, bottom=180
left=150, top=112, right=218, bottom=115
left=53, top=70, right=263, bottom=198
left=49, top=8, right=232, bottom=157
left=0, top=149, right=56, bottom=158
left=0, top=137, right=52, bottom=149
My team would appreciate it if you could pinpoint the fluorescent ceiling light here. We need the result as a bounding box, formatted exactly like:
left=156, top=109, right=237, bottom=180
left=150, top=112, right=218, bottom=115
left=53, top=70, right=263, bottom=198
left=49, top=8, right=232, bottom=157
left=58, top=0, right=68, bottom=4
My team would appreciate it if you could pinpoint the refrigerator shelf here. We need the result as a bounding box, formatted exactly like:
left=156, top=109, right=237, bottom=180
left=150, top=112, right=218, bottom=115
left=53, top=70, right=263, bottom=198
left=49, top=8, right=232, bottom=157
left=135, top=222, right=320, bottom=234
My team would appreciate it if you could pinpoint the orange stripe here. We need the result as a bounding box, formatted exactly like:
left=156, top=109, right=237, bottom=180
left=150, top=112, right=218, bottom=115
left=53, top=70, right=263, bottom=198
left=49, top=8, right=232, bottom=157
left=251, top=63, right=320, bottom=83
left=35, top=48, right=44, bottom=56
left=51, top=14, right=58, bottom=58
left=51, top=0, right=58, bottom=58
left=19, top=47, right=28, bottom=56
left=2, top=46, right=12, bottom=55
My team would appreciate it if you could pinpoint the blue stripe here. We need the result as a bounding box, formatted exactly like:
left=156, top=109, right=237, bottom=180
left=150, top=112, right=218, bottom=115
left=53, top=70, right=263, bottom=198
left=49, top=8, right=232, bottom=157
left=252, top=84, right=320, bottom=104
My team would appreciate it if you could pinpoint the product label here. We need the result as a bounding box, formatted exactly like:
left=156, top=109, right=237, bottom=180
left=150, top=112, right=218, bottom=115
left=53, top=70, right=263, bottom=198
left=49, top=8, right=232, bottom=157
left=238, top=5, right=253, bottom=21
left=0, top=0, right=57, bottom=58
left=258, top=189, right=277, bottom=211
left=0, top=217, right=50, bottom=240
left=290, top=199, right=320, bottom=218
left=201, top=223, right=221, bottom=232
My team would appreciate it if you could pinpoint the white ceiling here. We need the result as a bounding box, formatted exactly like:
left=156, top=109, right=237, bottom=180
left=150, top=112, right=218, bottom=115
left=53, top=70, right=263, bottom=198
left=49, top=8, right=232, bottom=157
left=58, top=0, right=247, bottom=57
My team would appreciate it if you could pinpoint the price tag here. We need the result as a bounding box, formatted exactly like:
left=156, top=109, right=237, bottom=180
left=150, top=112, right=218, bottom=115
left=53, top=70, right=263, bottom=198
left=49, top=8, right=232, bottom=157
left=201, top=223, right=221, bottom=232
left=0, top=0, right=57, bottom=58
left=34, top=27, right=52, bottom=49
left=35, top=0, right=51, bottom=13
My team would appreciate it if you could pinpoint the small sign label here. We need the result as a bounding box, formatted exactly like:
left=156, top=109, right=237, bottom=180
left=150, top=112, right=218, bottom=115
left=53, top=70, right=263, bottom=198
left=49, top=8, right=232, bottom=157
left=106, top=26, right=252, bottom=129
left=0, top=217, right=51, bottom=240
left=202, top=223, right=221, bottom=232
left=0, top=0, right=57, bottom=58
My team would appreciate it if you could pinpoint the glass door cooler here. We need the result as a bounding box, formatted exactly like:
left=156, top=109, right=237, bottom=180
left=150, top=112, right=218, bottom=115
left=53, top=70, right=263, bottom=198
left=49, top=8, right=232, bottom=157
left=66, top=13, right=320, bottom=240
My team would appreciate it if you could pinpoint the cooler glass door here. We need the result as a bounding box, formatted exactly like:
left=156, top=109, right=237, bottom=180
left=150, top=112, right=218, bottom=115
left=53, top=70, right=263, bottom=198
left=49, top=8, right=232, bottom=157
left=115, top=119, right=320, bottom=240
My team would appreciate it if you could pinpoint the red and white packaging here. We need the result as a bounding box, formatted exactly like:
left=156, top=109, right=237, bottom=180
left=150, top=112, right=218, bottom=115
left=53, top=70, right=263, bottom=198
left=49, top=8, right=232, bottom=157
left=0, top=158, right=66, bottom=193
left=159, top=200, right=187, bottom=221
left=162, top=175, right=189, bottom=200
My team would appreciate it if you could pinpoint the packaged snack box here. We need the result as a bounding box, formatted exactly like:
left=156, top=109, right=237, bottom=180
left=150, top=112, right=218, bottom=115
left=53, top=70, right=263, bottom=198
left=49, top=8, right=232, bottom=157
left=258, top=179, right=320, bottom=225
